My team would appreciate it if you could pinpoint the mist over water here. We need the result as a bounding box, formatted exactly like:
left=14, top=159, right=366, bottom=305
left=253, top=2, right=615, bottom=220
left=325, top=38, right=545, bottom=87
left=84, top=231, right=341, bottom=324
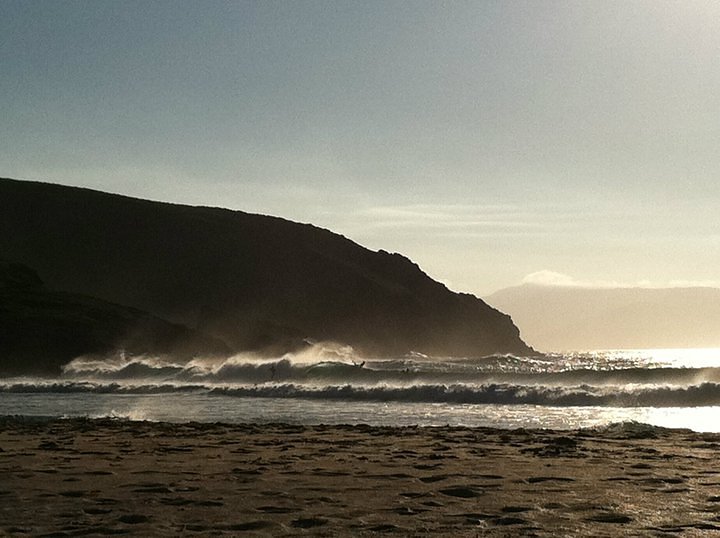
left=2, top=346, right=720, bottom=432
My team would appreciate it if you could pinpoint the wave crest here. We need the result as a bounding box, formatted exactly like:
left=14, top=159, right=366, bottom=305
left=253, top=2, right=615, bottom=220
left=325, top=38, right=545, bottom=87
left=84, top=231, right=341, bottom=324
left=5, top=380, right=720, bottom=408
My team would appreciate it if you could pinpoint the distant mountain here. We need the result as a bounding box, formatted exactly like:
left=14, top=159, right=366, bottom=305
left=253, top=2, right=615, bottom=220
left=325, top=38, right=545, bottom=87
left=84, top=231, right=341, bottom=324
left=0, top=260, right=229, bottom=375
left=486, top=284, right=720, bottom=352
left=0, top=177, right=532, bottom=362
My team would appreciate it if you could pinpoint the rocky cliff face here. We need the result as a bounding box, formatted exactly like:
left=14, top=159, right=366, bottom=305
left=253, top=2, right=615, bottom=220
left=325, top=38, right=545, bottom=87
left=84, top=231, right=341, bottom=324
left=0, top=177, right=532, bottom=359
left=0, top=260, right=229, bottom=375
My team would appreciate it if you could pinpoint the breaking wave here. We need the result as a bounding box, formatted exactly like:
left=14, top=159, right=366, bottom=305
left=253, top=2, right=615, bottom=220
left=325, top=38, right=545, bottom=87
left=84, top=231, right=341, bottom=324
left=58, top=351, right=720, bottom=387
left=4, top=347, right=720, bottom=409
left=3, top=379, right=720, bottom=408
left=208, top=382, right=720, bottom=407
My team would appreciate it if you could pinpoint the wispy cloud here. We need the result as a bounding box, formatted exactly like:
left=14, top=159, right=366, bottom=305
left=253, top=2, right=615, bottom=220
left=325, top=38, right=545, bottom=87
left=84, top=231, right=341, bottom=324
left=349, top=203, right=554, bottom=237
left=522, top=271, right=720, bottom=289
left=667, top=279, right=720, bottom=288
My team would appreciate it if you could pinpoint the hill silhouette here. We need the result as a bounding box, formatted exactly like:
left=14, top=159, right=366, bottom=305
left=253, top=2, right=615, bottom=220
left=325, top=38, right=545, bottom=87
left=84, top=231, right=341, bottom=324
left=0, top=260, right=229, bottom=375
left=486, top=283, right=720, bottom=351
left=0, top=177, right=532, bottom=361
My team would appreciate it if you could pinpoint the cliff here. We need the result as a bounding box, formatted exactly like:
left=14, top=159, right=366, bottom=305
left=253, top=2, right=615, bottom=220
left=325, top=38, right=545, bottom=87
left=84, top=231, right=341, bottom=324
left=0, top=260, right=229, bottom=375
left=0, top=177, right=532, bottom=361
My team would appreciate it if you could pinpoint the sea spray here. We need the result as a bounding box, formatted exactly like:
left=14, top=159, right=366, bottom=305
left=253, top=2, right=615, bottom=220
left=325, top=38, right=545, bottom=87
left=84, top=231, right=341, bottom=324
left=4, top=348, right=720, bottom=431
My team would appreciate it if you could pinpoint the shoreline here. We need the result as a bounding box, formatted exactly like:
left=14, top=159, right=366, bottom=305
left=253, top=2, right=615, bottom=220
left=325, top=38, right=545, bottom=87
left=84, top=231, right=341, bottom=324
left=3, top=418, right=720, bottom=536
left=0, top=414, right=699, bottom=433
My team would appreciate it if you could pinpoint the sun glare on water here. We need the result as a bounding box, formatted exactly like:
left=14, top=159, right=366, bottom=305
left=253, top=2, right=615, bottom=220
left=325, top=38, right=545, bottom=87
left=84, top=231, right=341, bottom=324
left=592, top=348, right=720, bottom=369
left=642, top=406, right=720, bottom=433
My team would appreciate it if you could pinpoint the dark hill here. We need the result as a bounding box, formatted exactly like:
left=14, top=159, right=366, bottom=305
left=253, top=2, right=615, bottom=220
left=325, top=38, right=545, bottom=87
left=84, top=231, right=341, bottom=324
left=0, top=260, right=229, bottom=375
left=0, top=177, right=532, bottom=358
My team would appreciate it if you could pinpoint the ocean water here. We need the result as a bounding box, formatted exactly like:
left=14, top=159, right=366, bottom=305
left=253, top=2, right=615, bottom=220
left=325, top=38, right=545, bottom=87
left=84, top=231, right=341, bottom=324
left=2, top=346, right=720, bottom=432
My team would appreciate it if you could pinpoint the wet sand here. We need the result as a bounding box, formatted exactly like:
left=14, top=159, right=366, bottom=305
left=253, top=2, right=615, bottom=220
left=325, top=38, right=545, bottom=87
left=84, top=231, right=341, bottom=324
left=1, top=418, right=720, bottom=536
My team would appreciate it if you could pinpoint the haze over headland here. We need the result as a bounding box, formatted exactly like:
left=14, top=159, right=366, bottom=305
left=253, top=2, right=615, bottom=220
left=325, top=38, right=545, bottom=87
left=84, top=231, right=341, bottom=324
left=2, top=1, right=720, bottom=297
left=487, top=273, right=720, bottom=352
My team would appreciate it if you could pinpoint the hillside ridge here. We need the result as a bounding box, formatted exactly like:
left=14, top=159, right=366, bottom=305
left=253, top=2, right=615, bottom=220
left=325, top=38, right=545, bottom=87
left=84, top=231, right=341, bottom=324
left=0, top=177, right=532, bottom=359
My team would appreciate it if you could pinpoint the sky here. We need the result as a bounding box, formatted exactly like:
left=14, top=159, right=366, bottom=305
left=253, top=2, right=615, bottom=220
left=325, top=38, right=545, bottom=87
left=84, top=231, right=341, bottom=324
left=2, top=1, right=720, bottom=296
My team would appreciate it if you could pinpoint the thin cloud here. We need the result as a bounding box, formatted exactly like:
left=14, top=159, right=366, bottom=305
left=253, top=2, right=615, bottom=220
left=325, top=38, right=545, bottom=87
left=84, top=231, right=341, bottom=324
left=522, top=271, right=720, bottom=289
left=668, top=279, right=720, bottom=288
left=353, top=204, right=551, bottom=236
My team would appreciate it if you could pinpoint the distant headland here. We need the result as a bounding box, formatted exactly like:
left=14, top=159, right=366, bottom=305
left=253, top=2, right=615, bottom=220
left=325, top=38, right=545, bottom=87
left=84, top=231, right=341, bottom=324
left=487, top=283, right=720, bottom=352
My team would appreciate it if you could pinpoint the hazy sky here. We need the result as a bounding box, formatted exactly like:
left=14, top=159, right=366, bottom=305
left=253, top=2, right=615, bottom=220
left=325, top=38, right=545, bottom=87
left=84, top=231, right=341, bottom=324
left=2, top=1, right=719, bottom=295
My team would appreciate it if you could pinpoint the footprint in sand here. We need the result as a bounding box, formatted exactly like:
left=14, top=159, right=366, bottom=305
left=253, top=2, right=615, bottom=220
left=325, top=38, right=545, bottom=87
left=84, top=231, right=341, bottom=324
left=59, top=490, right=87, bottom=497
left=291, top=517, right=329, bottom=528
left=413, top=463, right=442, bottom=470
left=194, top=499, right=224, bottom=507
left=133, top=485, right=174, bottom=494
left=492, top=516, right=528, bottom=525
left=585, top=512, right=633, bottom=524
left=527, top=476, right=575, bottom=484
left=118, top=514, right=150, bottom=524
left=388, top=506, right=429, bottom=515
left=224, top=521, right=278, bottom=531
left=501, top=505, right=533, bottom=513
left=256, top=505, right=300, bottom=514
left=94, top=497, right=119, bottom=505
left=438, top=486, right=484, bottom=498
left=419, top=474, right=452, bottom=483
left=399, top=492, right=425, bottom=498
left=452, top=512, right=493, bottom=523
left=367, top=523, right=402, bottom=532
left=83, top=507, right=112, bottom=515
left=159, top=497, right=193, bottom=506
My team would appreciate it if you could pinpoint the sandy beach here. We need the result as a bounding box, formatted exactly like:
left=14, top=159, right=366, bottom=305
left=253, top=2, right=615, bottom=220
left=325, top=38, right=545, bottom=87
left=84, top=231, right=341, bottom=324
left=2, top=418, right=720, bottom=536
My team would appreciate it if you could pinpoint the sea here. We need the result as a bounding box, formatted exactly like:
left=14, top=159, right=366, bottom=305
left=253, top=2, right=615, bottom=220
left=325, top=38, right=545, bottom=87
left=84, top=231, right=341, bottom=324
left=2, top=346, right=720, bottom=432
